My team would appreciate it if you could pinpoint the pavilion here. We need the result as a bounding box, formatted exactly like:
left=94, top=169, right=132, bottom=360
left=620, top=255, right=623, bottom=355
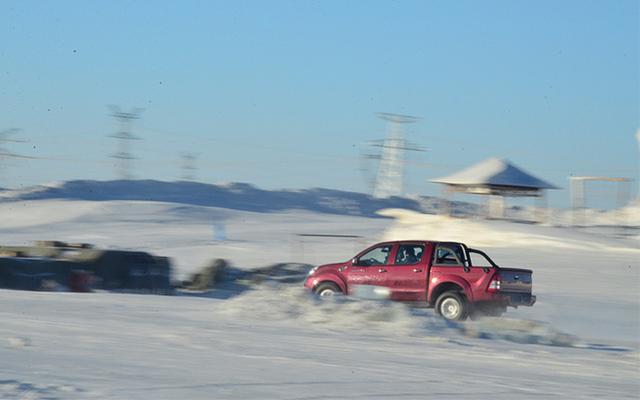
left=431, top=158, right=558, bottom=219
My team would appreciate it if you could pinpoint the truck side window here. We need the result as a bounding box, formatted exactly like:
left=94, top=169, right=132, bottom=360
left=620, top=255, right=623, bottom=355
left=434, top=245, right=465, bottom=266
left=357, top=245, right=391, bottom=266
left=395, top=245, right=424, bottom=265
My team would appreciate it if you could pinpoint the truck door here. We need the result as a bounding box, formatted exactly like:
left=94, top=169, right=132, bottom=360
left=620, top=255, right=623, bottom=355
left=429, top=243, right=493, bottom=302
left=345, top=243, right=393, bottom=296
left=384, top=243, right=428, bottom=302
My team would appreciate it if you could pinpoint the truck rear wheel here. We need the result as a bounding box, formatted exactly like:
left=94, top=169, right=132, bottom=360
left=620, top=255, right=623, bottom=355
left=435, top=291, right=468, bottom=321
left=314, top=282, right=342, bottom=297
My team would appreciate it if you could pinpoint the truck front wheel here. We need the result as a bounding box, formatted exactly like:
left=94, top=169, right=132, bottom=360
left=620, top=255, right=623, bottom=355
left=435, top=291, right=468, bottom=321
left=314, top=282, right=342, bottom=297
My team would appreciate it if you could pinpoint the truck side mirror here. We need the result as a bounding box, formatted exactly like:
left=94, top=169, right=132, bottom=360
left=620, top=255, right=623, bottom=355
left=351, top=258, right=358, bottom=266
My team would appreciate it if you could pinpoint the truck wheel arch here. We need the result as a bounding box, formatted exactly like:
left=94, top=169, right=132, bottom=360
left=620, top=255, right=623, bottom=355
left=314, top=281, right=343, bottom=296
left=429, top=281, right=469, bottom=306
left=311, top=274, right=347, bottom=294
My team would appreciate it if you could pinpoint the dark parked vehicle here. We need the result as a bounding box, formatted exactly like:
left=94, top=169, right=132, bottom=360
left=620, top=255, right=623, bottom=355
left=0, top=241, right=172, bottom=293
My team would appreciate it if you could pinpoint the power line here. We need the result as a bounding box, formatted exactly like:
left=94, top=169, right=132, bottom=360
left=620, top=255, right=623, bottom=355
left=0, top=128, right=31, bottom=158
left=0, top=128, right=29, bottom=156
left=0, top=128, right=36, bottom=187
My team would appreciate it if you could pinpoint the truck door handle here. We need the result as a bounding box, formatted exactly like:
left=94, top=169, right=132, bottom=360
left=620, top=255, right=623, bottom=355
left=378, top=268, right=387, bottom=273
left=413, top=269, right=423, bottom=273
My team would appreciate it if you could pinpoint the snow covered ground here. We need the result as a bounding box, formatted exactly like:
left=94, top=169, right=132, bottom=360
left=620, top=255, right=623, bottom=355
left=0, top=198, right=638, bottom=399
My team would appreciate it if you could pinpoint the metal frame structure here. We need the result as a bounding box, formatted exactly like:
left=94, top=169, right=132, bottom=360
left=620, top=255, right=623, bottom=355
left=569, top=176, right=632, bottom=226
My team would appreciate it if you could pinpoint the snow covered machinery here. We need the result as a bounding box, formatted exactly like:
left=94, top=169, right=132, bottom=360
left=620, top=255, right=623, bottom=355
left=0, top=241, right=172, bottom=294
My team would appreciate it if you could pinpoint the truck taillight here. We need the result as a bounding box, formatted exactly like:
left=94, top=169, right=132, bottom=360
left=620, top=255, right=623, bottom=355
left=487, top=274, right=501, bottom=293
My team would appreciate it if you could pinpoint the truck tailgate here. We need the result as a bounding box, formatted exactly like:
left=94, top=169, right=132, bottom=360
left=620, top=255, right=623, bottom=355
left=499, top=268, right=532, bottom=293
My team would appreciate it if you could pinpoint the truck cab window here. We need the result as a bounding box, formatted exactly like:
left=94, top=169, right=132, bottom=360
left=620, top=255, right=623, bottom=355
left=395, top=245, right=424, bottom=265
left=356, top=245, right=391, bottom=266
left=434, top=244, right=466, bottom=266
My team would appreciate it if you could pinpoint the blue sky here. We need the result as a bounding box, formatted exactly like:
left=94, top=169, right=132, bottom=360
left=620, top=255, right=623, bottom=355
left=1, top=0, right=638, bottom=208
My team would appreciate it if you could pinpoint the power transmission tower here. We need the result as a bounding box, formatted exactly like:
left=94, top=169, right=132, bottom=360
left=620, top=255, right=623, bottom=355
left=108, top=106, right=143, bottom=180
left=371, top=112, right=424, bottom=198
left=180, top=152, right=198, bottom=181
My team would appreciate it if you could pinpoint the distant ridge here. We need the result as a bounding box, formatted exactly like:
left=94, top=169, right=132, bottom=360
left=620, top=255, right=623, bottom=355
left=0, top=180, right=425, bottom=217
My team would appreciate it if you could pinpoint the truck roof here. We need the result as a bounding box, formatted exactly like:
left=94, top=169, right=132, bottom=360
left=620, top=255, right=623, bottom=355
left=379, top=240, right=464, bottom=246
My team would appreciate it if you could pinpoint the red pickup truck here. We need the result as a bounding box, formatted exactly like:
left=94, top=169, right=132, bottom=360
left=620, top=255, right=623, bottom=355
left=304, top=240, right=536, bottom=320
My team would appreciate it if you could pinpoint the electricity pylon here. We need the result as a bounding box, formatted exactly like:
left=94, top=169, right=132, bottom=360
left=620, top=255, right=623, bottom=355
left=371, top=112, right=424, bottom=198
left=108, top=106, right=143, bottom=180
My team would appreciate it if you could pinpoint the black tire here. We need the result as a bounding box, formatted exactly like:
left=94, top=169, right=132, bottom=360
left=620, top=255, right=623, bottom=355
left=314, top=282, right=342, bottom=297
left=435, top=291, right=468, bottom=321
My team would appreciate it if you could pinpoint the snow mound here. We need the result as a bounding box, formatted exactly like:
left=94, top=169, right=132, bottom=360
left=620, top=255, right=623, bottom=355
left=379, top=208, right=640, bottom=251
left=549, top=200, right=640, bottom=227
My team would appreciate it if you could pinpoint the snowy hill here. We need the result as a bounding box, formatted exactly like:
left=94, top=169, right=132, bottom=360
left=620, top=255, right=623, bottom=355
left=4, top=180, right=637, bottom=227
left=0, top=180, right=425, bottom=217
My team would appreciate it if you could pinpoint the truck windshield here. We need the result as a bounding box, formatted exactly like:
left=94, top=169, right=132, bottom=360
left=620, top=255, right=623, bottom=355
left=356, top=245, right=391, bottom=266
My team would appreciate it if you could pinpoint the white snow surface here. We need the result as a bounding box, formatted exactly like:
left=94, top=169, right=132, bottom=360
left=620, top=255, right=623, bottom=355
left=0, top=199, right=639, bottom=399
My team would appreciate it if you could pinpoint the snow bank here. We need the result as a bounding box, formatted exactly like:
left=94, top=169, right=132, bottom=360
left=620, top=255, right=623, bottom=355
left=547, top=200, right=640, bottom=227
